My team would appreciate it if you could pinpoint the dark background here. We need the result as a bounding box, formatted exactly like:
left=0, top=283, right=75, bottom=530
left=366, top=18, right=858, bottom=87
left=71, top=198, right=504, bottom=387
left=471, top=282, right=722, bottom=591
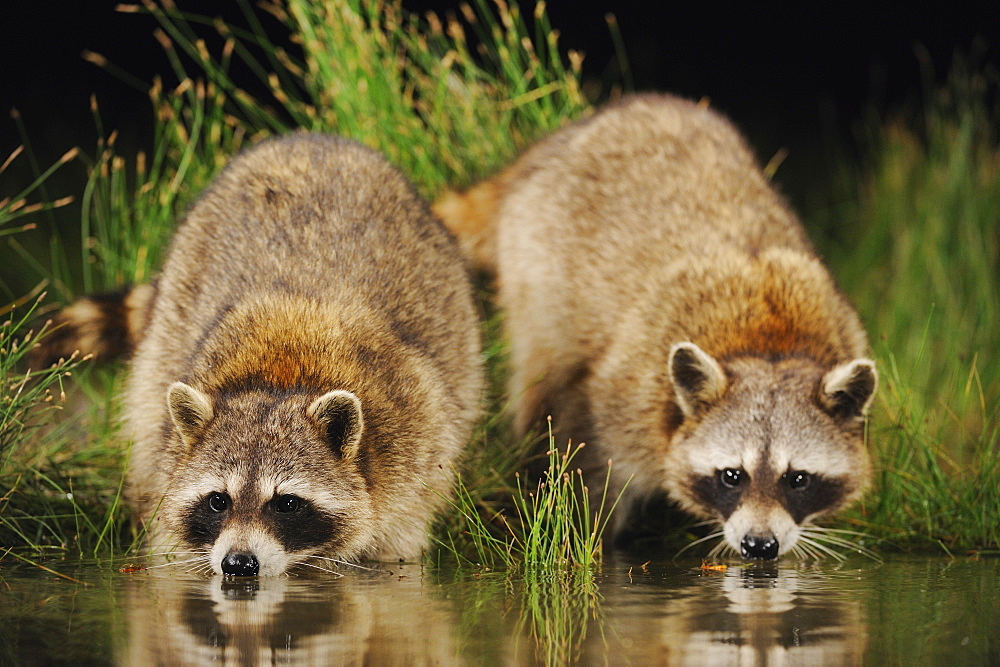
left=1, top=0, right=998, bottom=279
left=4, top=1, right=998, bottom=163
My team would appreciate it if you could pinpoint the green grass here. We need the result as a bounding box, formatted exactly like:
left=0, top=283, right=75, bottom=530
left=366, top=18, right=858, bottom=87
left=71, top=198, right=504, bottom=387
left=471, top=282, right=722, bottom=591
left=822, top=63, right=1000, bottom=554
left=120, top=0, right=587, bottom=196
left=0, top=146, right=133, bottom=557
left=502, top=424, right=625, bottom=571
left=434, top=419, right=627, bottom=572
left=0, top=0, right=997, bottom=572
left=0, top=289, right=127, bottom=557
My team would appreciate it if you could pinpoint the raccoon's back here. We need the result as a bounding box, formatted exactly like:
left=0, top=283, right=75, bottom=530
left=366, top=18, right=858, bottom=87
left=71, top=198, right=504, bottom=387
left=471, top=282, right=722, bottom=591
left=505, top=97, right=808, bottom=275
left=494, top=94, right=818, bottom=350
left=144, top=135, right=476, bottom=375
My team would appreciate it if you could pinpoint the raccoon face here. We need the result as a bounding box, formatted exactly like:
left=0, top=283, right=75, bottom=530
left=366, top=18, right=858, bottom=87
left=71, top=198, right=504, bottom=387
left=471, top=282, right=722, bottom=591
left=664, top=342, right=877, bottom=559
left=160, top=384, right=376, bottom=576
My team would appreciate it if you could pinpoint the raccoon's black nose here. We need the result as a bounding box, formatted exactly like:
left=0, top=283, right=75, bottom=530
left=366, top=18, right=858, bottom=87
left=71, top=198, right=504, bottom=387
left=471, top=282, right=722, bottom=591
left=741, top=534, right=779, bottom=560
left=222, top=551, right=260, bottom=576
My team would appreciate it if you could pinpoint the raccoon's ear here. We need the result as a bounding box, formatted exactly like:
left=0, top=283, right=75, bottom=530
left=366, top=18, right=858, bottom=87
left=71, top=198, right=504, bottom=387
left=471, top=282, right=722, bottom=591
left=167, top=382, right=214, bottom=447
left=818, top=359, right=878, bottom=421
left=669, top=342, right=728, bottom=418
left=308, top=390, right=364, bottom=460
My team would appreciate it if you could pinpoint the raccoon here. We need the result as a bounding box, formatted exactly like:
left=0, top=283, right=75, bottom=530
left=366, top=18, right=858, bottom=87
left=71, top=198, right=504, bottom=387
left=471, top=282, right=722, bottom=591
left=36, top=134, right=484, bottom=575
left=434, top=94, right=877, bottom=560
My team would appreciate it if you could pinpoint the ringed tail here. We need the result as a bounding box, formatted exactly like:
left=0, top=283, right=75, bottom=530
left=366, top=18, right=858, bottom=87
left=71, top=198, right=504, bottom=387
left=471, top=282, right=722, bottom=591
left=29, top=283, right=155, bottom=370
left=432, top=169, right=515, bottom=274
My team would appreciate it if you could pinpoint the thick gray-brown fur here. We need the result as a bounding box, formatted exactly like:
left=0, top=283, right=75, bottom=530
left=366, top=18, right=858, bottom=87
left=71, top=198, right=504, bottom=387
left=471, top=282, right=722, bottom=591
left=48, top=134, right=484, bottom=575
left=435, top=94, right=877, bottom=558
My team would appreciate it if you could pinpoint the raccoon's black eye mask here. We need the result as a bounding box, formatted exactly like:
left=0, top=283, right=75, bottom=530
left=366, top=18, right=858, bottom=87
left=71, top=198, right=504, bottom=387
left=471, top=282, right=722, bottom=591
left=201, top=491, right=307, bottom=515
left=782, top=470, right=811, bottom=490
left=688, top=469, right=746, bottom=519
left=779, top=473, right=848, bottom=524
left=690, top=468, right=823, bottom=521
left=183, top=490, right=335, bottom=551
left=269, top=494, right=303, bottom=513
left=262, top=496, right=339, bottom=552
left=183, top=492, right=232, bottom=546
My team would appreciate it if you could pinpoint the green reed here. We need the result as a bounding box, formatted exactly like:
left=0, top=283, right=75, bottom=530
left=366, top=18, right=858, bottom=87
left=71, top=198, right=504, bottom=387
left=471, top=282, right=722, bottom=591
left=821, top=62, right=1000, bottom=554
left=435, top=420, right=626, bottom=572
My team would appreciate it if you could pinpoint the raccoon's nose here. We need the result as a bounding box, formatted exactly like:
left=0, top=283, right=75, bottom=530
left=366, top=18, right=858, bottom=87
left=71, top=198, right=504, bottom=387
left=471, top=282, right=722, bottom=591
left=221, top=551, right=260, bottom=576
left=741, top=533, right=779, bottom=560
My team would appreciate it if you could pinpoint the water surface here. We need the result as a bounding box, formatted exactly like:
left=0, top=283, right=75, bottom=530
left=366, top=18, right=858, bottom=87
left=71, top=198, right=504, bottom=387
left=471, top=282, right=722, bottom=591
left=1, top=554, right=997, bottom=664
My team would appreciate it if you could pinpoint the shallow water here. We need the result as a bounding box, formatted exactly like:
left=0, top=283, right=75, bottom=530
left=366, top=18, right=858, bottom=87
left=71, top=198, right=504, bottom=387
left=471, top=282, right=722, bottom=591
left=1, top=553, right=997, bottom=664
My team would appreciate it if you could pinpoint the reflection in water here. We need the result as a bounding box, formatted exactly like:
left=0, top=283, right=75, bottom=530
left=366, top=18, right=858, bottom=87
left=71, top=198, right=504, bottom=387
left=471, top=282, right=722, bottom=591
left=0, top=556, right=995, bottom=664
left=451, top=570, right=605, bottom=664
left=515, top=572, right=603, bottom=665
left=470, top=560, right=869, bottom=665
left=118, top=559, right=871, bottom=664
left=122, top=563, right=460, bottom=664
left=433, top=558, right=868, bottom=665
left=586, top=562, right=866, bottom=664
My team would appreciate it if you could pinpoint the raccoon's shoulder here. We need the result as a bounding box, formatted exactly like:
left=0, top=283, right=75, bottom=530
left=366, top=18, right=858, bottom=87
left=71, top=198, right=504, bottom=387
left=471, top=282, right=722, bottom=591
left=190, top=134, right=427, bottom=228
left=538, top=93, right=759, bottom=172
left=654, top=246, right=870, bottom=365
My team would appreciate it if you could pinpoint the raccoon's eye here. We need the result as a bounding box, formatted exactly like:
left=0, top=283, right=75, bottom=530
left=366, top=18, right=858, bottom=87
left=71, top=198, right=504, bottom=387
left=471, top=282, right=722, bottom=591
left=273, top=494, right=302, bottom=513
left=207, top=492, right=230, bottom=513
left=720, top=468, right=744, bottom=488
left=785, top=471, right=811, bottom=490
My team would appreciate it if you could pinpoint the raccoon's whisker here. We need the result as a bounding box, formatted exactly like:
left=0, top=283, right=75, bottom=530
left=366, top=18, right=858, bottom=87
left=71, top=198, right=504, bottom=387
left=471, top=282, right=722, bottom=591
left=803, top=532, right=862, bottom=549
left=791, top=540, right=822, bottom=561
left=806, top=526, right=881, bottom=549
left=305, top=555, right=379, bottom=572
left=295, top=561, right=329, bottom=572
left=797, top=534, right=838, bottom=556
left=287, top=554, right=343, bottom=576
left=824, top=539, right=879, bottom=558
left=674, top=521, right=722, bottom=558
left=673, top=529, right=726, bottom=560
left=146, top=551, right=208, bottom=563
left=799, top=536, right=829, bottom=559
left=143, top=559, right=201, bottom=570
left=144, top=555, right=211, bottom=570
left=791, top=541, right=819, bottom=562
left=796, top=535, right=847, bottom=562
left=137, top=550, right=202, bottom=559
left=294, top=560, right=346, bottom=577
left=801, top=529, right=882, bottom=562
left=673, top=523, right=732, bottom=560
left=191, top=557, right=214, bottom=573
left=808, top=527, right=873, bottom=537
left=803, top=541, right=827, bottom=560
left=706, top=535, right=735, bottom=560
